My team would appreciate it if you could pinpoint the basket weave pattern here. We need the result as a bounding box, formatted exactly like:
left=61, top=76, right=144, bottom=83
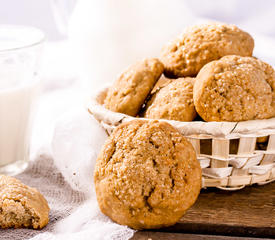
left=89, top=88, right=275, bottom=190
left=186, top=135, right=275, bottom=190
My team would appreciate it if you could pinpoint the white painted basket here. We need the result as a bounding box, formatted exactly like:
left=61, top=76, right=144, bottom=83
left=88, top=87, right=275, bottom=190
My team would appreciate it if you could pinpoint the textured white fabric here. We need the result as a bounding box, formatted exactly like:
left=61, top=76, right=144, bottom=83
left=0, top=153, right=86, bottom=240
left=0, top=149, right=134, bottom=240
left=34, top=108, right=135, bottom=240
left=51, top=108, right=108, bottom=194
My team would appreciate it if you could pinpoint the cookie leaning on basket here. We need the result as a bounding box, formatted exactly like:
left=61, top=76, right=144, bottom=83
left=94, top=120, right=202, bottom=230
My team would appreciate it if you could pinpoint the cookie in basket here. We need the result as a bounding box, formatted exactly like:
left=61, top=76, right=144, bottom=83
left=194, top=55, right=275, bottom=121
left=150, top=75, right=173, bottom=95
left=160, top=23, right=254, bottom=78
left=0, top=175, right=50, bottom=229
left=143, top=77, right=196, bottom=121
left=104, top=58, right=164, bottom=116
left=94, top=119, right=202, bottom=230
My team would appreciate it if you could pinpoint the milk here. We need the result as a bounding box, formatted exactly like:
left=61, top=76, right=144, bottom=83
left=0, top=68, right=40, bottom=168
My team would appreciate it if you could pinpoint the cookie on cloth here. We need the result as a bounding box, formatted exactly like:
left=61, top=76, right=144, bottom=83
left=160, top=23, right=254, bottom=78
left=94, top=120, right=202, bottom=230
left=104, top=58, right=164, bottom=116
left=193, top=55, right=275, bottom=122
left=144, top=77, right=196, bottom=121
left=0, top=175, right=50, bottom=229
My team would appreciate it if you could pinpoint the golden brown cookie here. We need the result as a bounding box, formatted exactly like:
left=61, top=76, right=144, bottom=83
left=194, top=55, right=275, bottom=122
left=104, top=58, right=164, bottom=116
left=150, top=75, right=173, bottom=95
left=0, top=175, right=50, bottom=229
left=143, top=77, right=196, bottom=121
left=160, top=23, right=254, bottom=78
left=94, top=120, right=202, bottom=230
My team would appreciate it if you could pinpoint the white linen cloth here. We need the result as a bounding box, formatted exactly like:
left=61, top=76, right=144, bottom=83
left=30, top=49, right=136, bottom=238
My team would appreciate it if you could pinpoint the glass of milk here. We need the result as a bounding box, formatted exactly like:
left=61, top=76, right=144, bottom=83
left=0, top=25, right=44, bottom=175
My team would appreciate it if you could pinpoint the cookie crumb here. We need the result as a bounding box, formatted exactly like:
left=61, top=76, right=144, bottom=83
left=0, top=175, right=50, bottom=229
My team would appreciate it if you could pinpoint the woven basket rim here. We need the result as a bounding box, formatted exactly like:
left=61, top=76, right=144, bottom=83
left=88, top=86, right=275, bottom=139
left=88, top=87, right=275, bottom=190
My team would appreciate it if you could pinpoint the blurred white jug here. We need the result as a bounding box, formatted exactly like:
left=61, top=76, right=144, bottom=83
left=51, top=0, right=196, bottom=92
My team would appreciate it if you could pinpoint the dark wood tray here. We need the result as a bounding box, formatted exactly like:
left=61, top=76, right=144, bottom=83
left=132, top=182, right=275, bottom=239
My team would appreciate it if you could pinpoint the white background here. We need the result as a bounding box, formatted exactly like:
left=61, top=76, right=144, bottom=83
left=0, top=0, right=62, bottom=40
left=1, top=0, right=275, bottom=42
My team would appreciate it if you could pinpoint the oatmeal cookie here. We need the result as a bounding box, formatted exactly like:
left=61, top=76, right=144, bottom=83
left=160, top=23, right=254, bottom=78
left=94, top=120, right=202, bottom=230
left=194, top=55, right=275, bottom=121
left=0, top=175, right=50, bottom=229
left=150, top=75, right=173, bottom=95
left=104, top=58, right=164, bottom=116
left=144, top=77, right=196, bottom=121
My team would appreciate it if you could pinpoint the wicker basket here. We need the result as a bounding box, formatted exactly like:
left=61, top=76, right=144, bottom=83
left=88, top=87, right=275, bottom=190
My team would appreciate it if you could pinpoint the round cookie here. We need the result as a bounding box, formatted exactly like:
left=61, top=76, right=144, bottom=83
left=94, top=120, right=202, bottom=230
left=0, top=175, right=50, bottom=229
left=104, top=58, right=164, bottom=116
left=144, top=77, right=196, bottom=121
left=160, top=23, right=254, bottom=78
left=194, top=55, right=275, bottom=122
left=150, top=75, right=173, bottom=95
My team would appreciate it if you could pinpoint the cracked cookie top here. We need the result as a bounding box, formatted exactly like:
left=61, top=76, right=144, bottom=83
left=160, top=23, right=254, bottom=78
left=94, top=120, right=201, bottom=230
left=143, top=77, right=196, bottom=121
left=104, top=58, right=164, bottom=116
left=194, top=55, right=275, bottom=122
left=0, top=175, right=50, bottom=229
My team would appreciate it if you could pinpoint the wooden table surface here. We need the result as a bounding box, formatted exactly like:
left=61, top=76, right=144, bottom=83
left=132, top=182, right=275, bottom=239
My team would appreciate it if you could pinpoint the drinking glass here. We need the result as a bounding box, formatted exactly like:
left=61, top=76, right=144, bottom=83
left=0, top=25, right=44, bottom=175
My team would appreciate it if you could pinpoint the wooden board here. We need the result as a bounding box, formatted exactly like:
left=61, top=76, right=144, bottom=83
left=133, top=182, right=275, bottom=239
left=132, top=232, right=274, bottom=240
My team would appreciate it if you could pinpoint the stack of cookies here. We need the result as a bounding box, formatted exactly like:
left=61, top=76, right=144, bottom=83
left=104, top=23, right=275, bottom=123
